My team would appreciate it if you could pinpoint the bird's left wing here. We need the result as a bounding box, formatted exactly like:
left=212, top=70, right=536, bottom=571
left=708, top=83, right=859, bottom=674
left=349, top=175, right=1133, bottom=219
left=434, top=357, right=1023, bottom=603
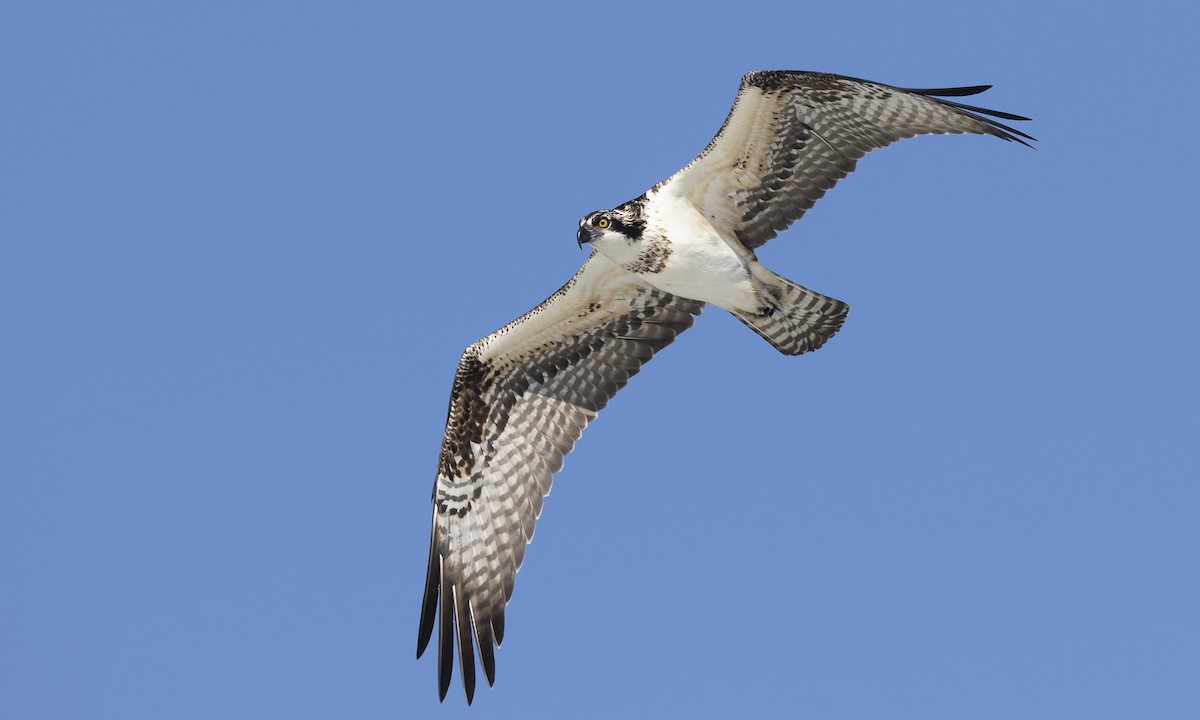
left=417, top=253, right=703, bottom=703
left=658, top=71, right=1034, bottom=251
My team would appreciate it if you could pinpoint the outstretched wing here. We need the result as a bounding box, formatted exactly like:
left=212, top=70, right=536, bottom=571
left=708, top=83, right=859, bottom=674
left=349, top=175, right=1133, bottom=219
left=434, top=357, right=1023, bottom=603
left=658, top=71, right=1035, bottom=251
left=417, top=253, right=703, bottom=703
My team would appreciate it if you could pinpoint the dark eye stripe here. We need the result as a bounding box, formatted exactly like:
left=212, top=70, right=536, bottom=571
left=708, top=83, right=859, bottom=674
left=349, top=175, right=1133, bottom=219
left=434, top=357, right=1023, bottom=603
left=608, top=216, right=645, bottom=241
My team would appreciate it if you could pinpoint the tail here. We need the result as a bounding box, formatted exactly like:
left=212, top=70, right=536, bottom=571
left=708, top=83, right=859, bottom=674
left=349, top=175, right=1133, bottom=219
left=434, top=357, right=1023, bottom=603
left=731, top=273, right=849, bottom=356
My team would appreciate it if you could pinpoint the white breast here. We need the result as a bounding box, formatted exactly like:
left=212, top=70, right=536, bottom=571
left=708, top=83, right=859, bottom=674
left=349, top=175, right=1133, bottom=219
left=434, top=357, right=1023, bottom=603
left=642, top=191, right=760, bottom=312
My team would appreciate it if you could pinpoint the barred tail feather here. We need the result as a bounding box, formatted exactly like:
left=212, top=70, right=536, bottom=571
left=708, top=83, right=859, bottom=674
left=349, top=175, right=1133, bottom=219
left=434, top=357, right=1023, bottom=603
left=732, top=275, right=849, bottom=356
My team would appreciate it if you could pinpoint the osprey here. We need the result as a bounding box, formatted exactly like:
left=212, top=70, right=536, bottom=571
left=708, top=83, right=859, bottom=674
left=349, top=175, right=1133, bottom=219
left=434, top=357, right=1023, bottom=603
left=417, top=70, right=1033, bottom=702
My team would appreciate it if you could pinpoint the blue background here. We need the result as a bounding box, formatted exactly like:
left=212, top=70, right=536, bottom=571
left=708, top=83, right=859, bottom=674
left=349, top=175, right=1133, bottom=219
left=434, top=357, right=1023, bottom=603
left=4, top=1, right=1197, bottom=717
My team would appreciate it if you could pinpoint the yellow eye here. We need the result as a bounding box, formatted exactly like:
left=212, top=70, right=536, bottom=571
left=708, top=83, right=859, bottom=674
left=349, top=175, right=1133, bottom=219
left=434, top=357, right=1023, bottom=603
left=596, top=217, right=610, bottom=229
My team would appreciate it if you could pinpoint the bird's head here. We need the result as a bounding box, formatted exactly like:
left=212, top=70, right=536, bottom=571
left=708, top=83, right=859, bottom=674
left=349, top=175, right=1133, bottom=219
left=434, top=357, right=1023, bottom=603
left=576, top=199, right=648, bottom=260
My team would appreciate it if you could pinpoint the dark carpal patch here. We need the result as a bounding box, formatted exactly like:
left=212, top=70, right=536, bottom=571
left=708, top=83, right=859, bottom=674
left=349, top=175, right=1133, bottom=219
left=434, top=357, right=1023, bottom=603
left=747, top=70, right=848, bottom=94
left=437, top=352, right=491, bottom=486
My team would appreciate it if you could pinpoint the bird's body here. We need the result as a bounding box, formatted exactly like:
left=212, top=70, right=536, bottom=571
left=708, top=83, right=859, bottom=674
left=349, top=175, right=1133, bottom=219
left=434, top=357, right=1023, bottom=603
left=417, top=70, right=1034, bottom=703
left=592, top=189, right=763, bottom=312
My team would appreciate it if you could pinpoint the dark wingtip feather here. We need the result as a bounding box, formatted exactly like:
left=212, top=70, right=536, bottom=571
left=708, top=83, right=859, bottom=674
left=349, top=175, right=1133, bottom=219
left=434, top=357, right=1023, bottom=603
left=476, top=619, right=497, bottom=687
left=437, top=559, right=454, bottom=702
left=416, top=539, right=440, bottom=659
left=454, top=588, right=477, bottom=705
left=905, top=85, right=1037, bottom=148
left=926, top=94, right=1032, bottom=123
left=492, top=611, right=505, bottom=646
left=904, top=84, right=992, bottom=97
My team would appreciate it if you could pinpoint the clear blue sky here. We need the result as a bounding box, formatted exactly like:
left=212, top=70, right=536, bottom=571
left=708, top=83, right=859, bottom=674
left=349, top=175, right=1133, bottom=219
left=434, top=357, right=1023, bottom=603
left=3, top=1, right=1197, bottom=718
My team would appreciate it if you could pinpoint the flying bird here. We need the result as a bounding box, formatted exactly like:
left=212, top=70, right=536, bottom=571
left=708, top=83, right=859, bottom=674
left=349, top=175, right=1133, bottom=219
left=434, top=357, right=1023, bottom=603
left=417, top=70, right=1033, bottom=703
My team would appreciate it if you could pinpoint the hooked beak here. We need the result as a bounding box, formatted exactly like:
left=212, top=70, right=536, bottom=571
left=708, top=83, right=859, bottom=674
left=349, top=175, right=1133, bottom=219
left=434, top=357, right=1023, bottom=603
left=576, top=225, right=592, bottom=249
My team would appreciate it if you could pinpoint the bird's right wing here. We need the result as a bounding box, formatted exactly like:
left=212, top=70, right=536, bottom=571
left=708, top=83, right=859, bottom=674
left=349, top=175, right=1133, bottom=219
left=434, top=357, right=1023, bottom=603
left=417, top=252, right=703, bottom=703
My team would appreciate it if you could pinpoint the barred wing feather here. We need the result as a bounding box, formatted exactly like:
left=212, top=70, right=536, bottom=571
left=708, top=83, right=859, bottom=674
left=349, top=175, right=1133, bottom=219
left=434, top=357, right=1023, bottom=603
left=660, top=71, right=1034, bottom=251
left=417, top=253, right=703, bottom=702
